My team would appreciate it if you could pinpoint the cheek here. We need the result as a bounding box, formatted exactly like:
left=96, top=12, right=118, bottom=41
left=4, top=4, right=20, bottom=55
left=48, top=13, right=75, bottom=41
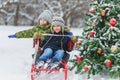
left=54, top=28, right=61, bottom=32
left=58, top=28, right=61, bottom=31
left=40, top=20, right=43, bottom=24
left=40, top=20, right=47, bottom=25
left=43, top=21, right=47, bottom=24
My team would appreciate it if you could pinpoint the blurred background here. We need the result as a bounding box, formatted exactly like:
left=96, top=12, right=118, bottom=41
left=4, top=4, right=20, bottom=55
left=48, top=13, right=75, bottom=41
left=0, top=0, right=90, bottom=28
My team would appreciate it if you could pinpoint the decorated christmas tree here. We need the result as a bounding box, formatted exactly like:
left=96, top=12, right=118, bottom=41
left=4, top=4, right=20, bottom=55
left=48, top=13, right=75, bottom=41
left=70, top=0, right=120, bottom=78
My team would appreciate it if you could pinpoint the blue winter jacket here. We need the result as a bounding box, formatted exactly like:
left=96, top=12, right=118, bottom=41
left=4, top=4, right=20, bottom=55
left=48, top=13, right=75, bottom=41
left=41, top=31, right=71, bottom=51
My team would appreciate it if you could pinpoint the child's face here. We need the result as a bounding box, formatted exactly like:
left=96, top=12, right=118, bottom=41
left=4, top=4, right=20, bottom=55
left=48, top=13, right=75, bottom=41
left=52, top=24, right=61, bottom=33
left=39, top=19, right=48, bottom=25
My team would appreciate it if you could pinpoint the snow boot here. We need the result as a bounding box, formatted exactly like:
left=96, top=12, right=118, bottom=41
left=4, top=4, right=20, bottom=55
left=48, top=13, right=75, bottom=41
left=36, top=61, right=45, bottom=68
left=47, top=62, right=59, bottom=69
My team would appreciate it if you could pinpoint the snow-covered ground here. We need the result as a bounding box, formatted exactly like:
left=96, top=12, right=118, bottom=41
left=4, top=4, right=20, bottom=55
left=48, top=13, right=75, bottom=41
left=0, top=26, right=119, bottom=80
left=0, top=26, right=33, bottom=80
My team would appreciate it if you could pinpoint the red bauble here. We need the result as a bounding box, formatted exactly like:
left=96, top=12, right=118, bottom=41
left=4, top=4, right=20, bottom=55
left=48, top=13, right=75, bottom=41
left=105, top=60, right=112, bottom=67
left=83, top=65, right=89, bottom=71
left=76, top=41, right=81, bottom=46
left=76, top=56, right=82, bottom=62
left=89, top=31, right=94, bottom=37
left=109, top=18, right=117, bottom=26
left=89, top=8, right=94, bottom=14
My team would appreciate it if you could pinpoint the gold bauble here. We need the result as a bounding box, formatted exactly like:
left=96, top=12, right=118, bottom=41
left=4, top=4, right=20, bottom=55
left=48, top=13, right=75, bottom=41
left=111, top=46, right=118, bottom=52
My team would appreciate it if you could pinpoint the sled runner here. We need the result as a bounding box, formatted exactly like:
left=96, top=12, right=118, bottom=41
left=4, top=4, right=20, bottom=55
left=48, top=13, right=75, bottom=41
left=30, top=36, right=74, bottom=80
left=31, top=60, right=68, bottom=80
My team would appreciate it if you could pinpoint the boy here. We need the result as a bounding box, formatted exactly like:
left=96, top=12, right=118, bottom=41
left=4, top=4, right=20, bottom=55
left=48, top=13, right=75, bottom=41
left=8, top=10, right=53, bottom=38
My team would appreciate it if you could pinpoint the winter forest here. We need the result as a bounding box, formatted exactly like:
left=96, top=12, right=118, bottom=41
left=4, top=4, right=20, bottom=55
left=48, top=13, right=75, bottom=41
left=0, top=0, right=89, bottom=27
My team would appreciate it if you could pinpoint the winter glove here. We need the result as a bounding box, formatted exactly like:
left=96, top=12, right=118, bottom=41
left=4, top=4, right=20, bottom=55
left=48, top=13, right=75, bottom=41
left=8, top=34, right=16, bottom=38
left=64, top=26, right=70, bottom=32
left=33, top=32, right=41, bottom=40
left=71, top=35, right=77, bottom=42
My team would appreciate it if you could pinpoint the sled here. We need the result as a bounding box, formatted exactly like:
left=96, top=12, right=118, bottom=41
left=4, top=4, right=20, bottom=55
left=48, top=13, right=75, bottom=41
left=31, top=60, right=68, bottom=80
left=30, top=39, right=69, bottom=80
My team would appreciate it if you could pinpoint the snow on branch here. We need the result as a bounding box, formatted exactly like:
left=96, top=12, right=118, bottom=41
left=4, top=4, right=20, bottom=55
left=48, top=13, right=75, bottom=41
left=0, top=9, right=15, bottom=15
left=19, top=11, right=33, bottom=21
left=42, top=1, right=54, bottom=15
left=57, top=1, right=63, bottom=17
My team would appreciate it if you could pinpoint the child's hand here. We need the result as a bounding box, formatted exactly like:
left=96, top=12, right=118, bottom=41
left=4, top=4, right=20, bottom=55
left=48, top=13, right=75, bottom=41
left=71, top=35, right=77, bottom=42
left=33, top=32, right=41, bottom=40
left=64, top=26, right=70, bottom=32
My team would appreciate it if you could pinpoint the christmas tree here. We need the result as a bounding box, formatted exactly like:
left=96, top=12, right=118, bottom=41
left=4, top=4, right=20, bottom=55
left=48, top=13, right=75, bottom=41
left=70, top=0, right=120, bottom=78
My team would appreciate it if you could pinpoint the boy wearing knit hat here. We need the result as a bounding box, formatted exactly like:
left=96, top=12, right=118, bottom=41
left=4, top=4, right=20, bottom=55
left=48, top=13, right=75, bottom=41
left=8, top=10, right=53, bottom=38
left=38, top=10, right=53, bottom=24
left=36, top=16, right=73, bottom=69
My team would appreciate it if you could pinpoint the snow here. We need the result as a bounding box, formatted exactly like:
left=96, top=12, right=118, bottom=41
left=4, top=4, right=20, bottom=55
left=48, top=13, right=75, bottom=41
left=0, top=26, right=119, bottom=80
left=0, top=26, right=33, bottom=80
left=0, top=26, right=81, bottom=80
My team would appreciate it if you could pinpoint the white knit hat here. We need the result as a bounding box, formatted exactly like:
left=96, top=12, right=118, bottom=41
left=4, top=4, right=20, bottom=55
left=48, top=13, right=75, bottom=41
left=38, top=10, right=53, bottom=23
left=51, top=16, right=65, bottom=33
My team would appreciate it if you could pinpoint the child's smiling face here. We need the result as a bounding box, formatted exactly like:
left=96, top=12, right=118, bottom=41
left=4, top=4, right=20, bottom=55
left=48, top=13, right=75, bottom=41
left=52, top=24, right=61, bottom=33
left=39, top=18, right=48, bottom=25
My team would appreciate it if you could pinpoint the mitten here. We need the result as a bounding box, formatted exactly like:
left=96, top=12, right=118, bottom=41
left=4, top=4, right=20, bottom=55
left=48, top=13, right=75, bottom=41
left=64, top=26, right=70, bottom=32
left=33, top=32, right=41, bottom=40
left=8, top=34, right=16, bottom=38
left=71, top=35, right=77, bottom=42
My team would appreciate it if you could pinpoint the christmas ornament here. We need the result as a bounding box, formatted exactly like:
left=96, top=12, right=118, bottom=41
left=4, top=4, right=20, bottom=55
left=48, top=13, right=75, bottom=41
left=101, top=10, right=106, bottom=16
left=89, top=8, right=94, bottom=14
left=111, top=45, right=118, bottom=52
left=97, top=48, right=102, bottom=54
left=99, top=8, right=103, bottom=11
left=76, top=56, right=82, bottom=62
left=89, top=31, right=95, bottom=37
left=105, top=60, right=112, bottom=67
left=83, top=65, right=89, bottom=71
left=109, top=18, right=117, bottom=26
left=76, top=41, right=81, bottom=46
